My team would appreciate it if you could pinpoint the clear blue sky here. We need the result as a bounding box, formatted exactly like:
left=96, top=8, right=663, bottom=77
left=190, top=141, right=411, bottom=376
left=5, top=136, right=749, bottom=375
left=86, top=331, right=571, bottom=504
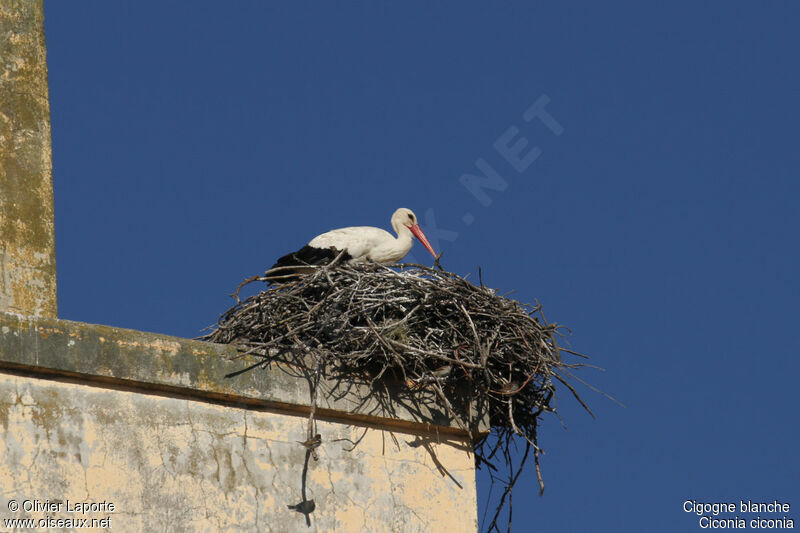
left=44, top=2, right=799, bottom=531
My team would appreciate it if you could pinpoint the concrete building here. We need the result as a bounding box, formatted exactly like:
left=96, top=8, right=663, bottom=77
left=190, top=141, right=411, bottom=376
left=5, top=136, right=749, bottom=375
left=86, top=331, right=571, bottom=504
left=0, top=2, right=481, bottom=531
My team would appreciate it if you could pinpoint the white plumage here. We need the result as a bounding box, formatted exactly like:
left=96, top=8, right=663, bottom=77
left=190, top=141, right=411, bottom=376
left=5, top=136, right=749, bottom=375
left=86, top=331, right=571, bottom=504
left=269, top=208, right=437, bottom=278
left=308, top=226, right=409, bottom=263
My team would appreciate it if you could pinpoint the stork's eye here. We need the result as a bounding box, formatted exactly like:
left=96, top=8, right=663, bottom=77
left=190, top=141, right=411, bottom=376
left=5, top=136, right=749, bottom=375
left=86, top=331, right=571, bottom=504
left=408, top=213, right=414, bottom=221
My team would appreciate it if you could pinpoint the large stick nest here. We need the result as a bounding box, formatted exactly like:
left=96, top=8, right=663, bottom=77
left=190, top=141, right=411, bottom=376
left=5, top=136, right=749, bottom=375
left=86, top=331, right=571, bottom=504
left=204, top=261, right=591, bottom=529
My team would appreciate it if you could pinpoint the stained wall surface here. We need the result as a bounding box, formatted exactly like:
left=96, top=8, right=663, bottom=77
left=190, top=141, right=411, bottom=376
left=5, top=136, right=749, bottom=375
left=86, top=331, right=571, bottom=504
left=0, top=313, right=480, bottom=532
left=0, top=373, right=477, bottom=532
left=0, top=0, right=58, bottom=318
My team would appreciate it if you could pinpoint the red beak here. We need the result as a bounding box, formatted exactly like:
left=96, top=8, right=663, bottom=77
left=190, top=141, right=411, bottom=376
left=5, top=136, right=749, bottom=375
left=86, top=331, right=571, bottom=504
left=408, top=224, right=438, bottom=259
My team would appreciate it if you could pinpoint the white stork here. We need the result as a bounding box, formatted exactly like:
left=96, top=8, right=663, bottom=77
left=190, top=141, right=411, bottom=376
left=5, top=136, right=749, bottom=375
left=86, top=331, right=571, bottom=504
left=268, top=208, right=437, bottom=279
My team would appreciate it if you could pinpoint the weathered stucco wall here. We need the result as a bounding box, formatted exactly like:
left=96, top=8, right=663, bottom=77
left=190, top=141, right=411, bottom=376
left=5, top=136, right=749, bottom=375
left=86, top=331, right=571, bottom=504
left=0, top=0, right=57, bottom=318
left=0, top=313, right=481, bottom=531
left=0, top=373, right=477, bottom=532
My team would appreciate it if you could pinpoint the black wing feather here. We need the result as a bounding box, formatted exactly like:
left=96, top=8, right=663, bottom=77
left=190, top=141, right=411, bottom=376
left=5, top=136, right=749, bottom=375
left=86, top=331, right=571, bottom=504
left=267, top=245, right=353, bottom=282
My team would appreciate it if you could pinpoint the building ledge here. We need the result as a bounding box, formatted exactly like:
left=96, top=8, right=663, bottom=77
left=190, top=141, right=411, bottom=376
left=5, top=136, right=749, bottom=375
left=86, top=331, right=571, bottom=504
left=0, top=311, right=486, bottom=437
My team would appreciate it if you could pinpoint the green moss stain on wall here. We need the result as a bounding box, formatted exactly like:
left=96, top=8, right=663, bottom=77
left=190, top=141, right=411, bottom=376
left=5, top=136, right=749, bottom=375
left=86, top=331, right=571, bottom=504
left=0, top=0, right=57, bottom=317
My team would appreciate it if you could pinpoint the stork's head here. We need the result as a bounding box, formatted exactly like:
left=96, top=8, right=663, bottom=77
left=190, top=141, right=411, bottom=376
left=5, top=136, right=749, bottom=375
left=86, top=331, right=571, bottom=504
left=392, top=208, right=437, bottom=259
